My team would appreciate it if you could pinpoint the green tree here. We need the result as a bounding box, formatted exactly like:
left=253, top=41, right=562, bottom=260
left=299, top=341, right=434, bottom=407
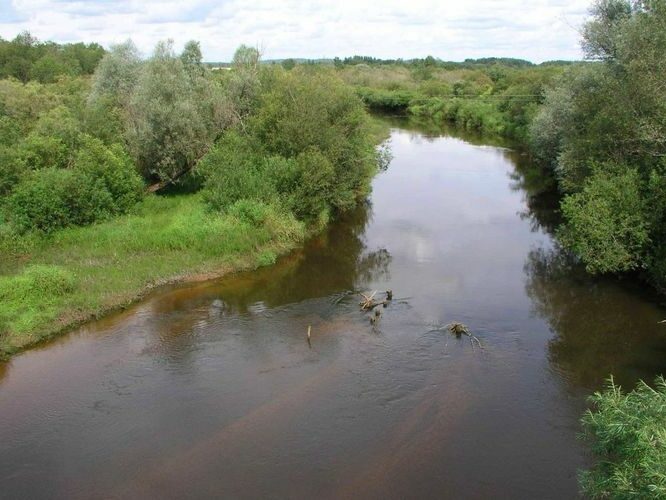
left=560, top=164, right=650, bottom=274
left=88, top=40, right=141, bottom=109
left=125, top=40, right=222, bottom=185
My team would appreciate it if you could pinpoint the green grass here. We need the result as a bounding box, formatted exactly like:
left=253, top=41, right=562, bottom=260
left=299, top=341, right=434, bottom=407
left=0, top=193, right=305, bottom=358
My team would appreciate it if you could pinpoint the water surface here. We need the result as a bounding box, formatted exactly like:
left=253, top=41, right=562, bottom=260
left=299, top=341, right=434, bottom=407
left=3, top=118, right=666, bottom=499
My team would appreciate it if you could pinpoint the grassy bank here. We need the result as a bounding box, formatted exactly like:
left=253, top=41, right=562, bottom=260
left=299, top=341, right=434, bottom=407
left=0, top=194, right=306, bottom=359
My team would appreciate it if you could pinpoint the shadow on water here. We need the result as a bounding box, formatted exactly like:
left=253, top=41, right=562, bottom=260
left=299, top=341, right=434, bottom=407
left=525, top=245, right=666, bottom=390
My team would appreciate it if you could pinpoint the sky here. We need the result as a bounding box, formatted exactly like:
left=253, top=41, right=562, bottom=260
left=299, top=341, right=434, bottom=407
left=0, top=0, right=592, bottom=63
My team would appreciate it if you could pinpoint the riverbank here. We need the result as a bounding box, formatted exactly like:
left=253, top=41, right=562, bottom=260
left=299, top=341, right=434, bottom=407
left=0, top=194, right=309, bottom=359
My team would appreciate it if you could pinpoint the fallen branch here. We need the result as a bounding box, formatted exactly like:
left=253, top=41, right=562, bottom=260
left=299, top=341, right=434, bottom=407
left=446, top=322, right=483, bottom=349
left=359, top=290, right=393, bottom=311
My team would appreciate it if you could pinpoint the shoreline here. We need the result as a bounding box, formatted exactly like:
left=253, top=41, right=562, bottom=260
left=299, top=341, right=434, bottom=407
left=0, top=236, right=303, bottom=361
left=0, top=193, right=310, bottom=360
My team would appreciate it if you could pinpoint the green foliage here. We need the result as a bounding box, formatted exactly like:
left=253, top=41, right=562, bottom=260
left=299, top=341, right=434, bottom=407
left=0, top=194, right=305, bottom=356
left=530, top=1, right=666, bottom=284
left=88, top=40, right=140, bottom=109
left=200, top=132, right=274, bottom=211
left=0, top=265, right=77, bottom=339
left=227, top=199, right=273, bottom=226
left=125, top=40, right=224, bottom=183
left=5, top=138, right=143, bottom=233
left=202, top=66, right=378, bottom=223
left=6, top=168, right=110, bottom=232
left=72, top=136, right=144, bottom=213
left=225, top=45, right=262, bottom=126
left=580, top=376, right=666, bottom=499
left=355, top=86, right=417, bottom=110
left=253, top=67, right=376, bottom=212
left=560, top=165, right=649, bottom=274
left=0, top=32, right=104, bottom=83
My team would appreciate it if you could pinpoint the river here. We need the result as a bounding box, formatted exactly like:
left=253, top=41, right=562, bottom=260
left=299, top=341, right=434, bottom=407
left=3, top=117, right=666, bottom=499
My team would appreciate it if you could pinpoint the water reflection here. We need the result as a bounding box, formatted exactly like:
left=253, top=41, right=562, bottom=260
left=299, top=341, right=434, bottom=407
left=507, top=151, right=561, bottom=234
left=525, top=245, right=666, bottom=389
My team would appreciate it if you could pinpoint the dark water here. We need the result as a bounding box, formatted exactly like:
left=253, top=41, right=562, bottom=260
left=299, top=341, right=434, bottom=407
left=3, top=118, right=666, bottom=499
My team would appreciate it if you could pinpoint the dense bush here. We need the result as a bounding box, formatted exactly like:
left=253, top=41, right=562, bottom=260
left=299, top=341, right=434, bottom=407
left=201, top=67, right=379, bottom=224
left=530, top=0, right=666, bottom=288
left=355, top=86, right=416, bottom=110
left=559, top=165, right=650, bottom=274
left=580, top=376, right=666, bottom=498
left=253, top=67, right=377, bottom=211
left=5, top=137, right=143, bottom=232
left=200, top=132, right=274, bottom=211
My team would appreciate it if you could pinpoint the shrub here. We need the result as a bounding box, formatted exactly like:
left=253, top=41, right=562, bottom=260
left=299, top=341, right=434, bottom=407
left=580, top=376, right=666, bottom=499
left=252, top=67, right=377, bottom=212
left=227, top=199, right=272, bottom=227
left=5, top=138, right=143, bottom=233
left=73, top=136, right=144, bottom=213
left=559, top=165, right=650, bottom=274
left=6, top=168, right=112, bottom=232
left=200, top=132, right=275, bottom=211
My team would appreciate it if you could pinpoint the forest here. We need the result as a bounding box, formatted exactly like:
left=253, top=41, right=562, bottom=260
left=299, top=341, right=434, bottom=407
left=1, top=1, right=665, bottom=497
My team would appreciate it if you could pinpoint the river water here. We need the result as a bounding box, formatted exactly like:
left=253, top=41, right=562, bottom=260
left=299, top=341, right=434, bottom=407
left=3, top=117, right=666, bottom=499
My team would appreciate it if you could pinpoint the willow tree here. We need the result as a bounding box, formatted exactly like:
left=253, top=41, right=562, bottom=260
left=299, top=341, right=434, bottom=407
left=125, top=40, right=225, bottom=189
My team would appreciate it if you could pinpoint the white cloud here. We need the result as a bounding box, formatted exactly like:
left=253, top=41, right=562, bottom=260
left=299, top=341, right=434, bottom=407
left=0, top=0, right=590, bottom=62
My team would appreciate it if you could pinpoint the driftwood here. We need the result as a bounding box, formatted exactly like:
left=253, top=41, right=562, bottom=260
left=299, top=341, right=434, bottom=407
left=446, top=322, right=483, bottom=350
left=359, top=290, right=393, bottom=311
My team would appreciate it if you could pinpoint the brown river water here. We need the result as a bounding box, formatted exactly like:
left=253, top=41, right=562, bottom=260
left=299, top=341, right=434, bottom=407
left=3, top=117, right=666, bottom=499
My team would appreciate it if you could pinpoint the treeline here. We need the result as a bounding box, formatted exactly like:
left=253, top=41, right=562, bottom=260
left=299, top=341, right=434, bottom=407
left=537, top=1, right=666, bottom=497
left=332, top=55, right=566, bottom=69
left=338, top=59, right=565, bottom=141
left=531, top=0, right=666, bottom=291
left=0, top=39, right=382, bottom=235
left=0, top=31, right=105, bottom=83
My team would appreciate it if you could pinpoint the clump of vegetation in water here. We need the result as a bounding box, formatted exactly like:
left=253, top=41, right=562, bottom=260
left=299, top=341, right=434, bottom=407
left=580, top=376, right=666, bottom=499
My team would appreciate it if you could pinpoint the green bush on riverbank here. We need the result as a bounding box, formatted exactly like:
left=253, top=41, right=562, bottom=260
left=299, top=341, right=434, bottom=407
left=581, top=376, right=666, bottom=498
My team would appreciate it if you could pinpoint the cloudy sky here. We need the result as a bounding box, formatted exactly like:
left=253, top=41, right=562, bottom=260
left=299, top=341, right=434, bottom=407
left=1, top=0, right=591, bottom=62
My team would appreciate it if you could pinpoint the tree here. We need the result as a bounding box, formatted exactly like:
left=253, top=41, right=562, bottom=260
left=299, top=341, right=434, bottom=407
left=225, top=45, right=262, bottom=128
left=530, top=0, right=666, bottom=282
left=281, top=58, right=296, bottom=70
left=88, top=40, right=141, bottom=109
left=125, top=40, right=223, bottom=186
left=181, top=40, right=204, bottom=76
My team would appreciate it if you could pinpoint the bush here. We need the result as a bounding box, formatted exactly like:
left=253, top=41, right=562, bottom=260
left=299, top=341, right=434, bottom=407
left=5, top=138, right=143, bottom=233
left=73, top=136, right=144, bottom=213
left=560, top=165, right=650, bottom=274
left=200, top=132, right=275, bottom=211
left=201, top=69, right=378, bottom=224
left=6, top=168, right=112, bottom=232
left=227, top=199, right=272, bottom=227
left=580, top=376, right=666, bottom=499
left=253, top=68, right=377, bottom=212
